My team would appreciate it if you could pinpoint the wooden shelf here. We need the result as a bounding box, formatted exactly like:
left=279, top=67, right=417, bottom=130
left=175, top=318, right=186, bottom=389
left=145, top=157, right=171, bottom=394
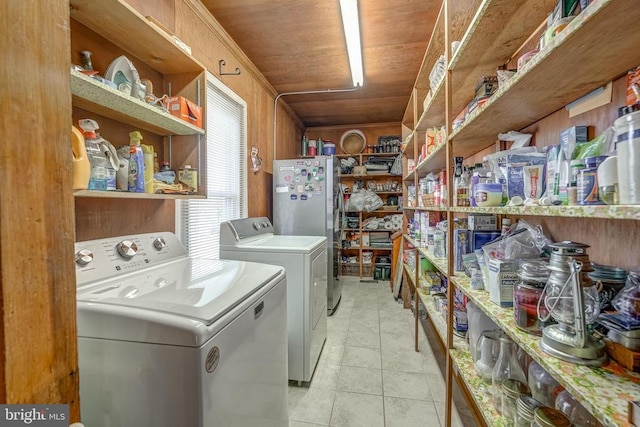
left=449, top=348, right=503, bottom=427
left=453, top=275, right=640, bottom=427
left=404, top=234, right=418, bottom=247
left=402, top=131, right=415, bottom=155
left=340, top=173, right=396, bottom=178
left=361, top=247, right=393, bottom=251
left=414, top=142, right=447, bottom=178
left=450, top=204, right=640, bottom=221
left=418, top=248, right=448, bottom=275
left=74, top=190, right=205, bottom=200
left=69, top=0, right=204, bottom=74
left=449, top=0, right=640, bottom=158
left=449, top=0, right=556, bottom=118
left=415, top=79, right=446, bottom=132
left=71, top=70, right=205, bottom=136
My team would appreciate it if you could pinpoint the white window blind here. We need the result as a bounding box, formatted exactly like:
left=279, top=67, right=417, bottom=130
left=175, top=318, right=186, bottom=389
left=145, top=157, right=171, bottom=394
left=177, top=72, right=247, bottom=275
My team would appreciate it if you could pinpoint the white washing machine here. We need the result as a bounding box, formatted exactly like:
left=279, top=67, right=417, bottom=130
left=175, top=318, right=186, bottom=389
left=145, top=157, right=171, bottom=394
left=75, top=232, right=289, bottom=427
left=220, top=217, right=327, bottom=383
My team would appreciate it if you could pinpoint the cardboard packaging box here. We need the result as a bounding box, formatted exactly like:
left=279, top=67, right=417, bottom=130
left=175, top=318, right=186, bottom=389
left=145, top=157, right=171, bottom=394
left=468, top=214, right=498, bottom=231
left=167, top=96, right=203, bottom=128
left=488, top=259, right=518, bottom=307
left=471, top=231, right=501, bottom=251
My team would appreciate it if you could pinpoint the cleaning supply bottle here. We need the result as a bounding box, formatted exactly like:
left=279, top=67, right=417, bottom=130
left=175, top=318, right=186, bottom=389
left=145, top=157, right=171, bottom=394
left=78, top=119, right=110, bottom=191
left=141, top=144, right=154, bottom=194
left=71, top=126, right=90, bottom=190
left=95, top=131, right=117, bottom=191
left=128, top=131, right=146, bottom=193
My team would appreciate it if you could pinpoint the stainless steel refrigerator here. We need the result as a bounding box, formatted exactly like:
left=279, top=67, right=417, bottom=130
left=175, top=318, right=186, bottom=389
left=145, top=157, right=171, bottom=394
left=273, top=156, right=342, bottom=315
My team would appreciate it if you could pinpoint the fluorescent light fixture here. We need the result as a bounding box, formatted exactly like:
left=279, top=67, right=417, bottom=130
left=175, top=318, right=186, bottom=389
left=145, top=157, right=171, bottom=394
left=339, top=0, right=364, bottom=87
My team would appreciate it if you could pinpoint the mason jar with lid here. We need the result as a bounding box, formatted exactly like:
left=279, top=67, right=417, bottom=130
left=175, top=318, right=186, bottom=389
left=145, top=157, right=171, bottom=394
left=515, top=395, right=543, bottom=427
left=532, top=406, right=572, bottom=427
left=513, top=260, right=552, bottom=335
left=501, top=379, right=531, bottom=425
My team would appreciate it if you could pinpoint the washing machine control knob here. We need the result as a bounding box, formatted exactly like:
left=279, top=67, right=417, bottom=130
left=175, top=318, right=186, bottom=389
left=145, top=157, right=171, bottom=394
left=253, top=222, right=261, bottom=230
left=153, top=237, right=167, bottom=250
left=262, top=221, right=270, bottom=228
left=75, top=249, right=94, bottom=266
left=116, top=240, right=138, bottom=259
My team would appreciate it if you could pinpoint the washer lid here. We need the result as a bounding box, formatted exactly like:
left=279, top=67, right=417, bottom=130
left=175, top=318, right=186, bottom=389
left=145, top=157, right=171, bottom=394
left=77, top=259, right=283, bottom=326
left=221, top=235, right=326, bottom=254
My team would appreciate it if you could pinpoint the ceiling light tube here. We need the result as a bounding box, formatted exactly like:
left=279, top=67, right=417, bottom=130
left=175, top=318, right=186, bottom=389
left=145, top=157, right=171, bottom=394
left=339, top=0, right=364, bottom=87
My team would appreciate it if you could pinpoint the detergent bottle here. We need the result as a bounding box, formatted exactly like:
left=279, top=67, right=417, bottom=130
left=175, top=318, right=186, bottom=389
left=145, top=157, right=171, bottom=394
left=78, top=119, right=111, bottom=191
left=128, top=131, right=146, bottom=193
left=141, top=144, right=154, bottom=194
left=71, top=126, right=90, bottom=190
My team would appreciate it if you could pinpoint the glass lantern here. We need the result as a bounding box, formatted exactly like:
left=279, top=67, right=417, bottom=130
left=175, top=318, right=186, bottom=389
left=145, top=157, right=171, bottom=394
left=538, top=242, right=607, bottom=366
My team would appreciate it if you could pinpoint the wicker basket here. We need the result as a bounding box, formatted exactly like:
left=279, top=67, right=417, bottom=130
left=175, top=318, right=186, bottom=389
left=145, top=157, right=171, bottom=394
left=340, top=129, right=366, bottom=154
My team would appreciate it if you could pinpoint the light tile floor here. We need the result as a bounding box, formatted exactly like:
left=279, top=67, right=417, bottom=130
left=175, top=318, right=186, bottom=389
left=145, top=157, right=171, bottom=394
left=288, top=277, right=478, bottom=427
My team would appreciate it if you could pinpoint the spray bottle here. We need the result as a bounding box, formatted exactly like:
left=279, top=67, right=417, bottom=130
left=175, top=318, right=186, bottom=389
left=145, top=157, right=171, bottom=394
left=128, top=131, right=146, bottom=193
left=78, top=119, right=113, bottom=191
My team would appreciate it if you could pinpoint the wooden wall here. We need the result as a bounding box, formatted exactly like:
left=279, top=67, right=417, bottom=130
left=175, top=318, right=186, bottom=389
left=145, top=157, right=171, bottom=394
left=305, top=123, right=402, bottom=155
left=74, top=0, right=306, bottom=240
left=0, top=0, right=80, bottom=420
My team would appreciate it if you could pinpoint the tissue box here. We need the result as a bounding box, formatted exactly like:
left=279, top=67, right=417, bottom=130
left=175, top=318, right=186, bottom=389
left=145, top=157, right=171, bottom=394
left=488, top=259, right=518, bottom=307
left=167, top=96, right=203, bottom=128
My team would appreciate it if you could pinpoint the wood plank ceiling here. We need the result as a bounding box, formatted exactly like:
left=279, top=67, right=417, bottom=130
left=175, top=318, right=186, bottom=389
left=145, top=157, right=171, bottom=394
left=201, top=0, right=442, bottom=127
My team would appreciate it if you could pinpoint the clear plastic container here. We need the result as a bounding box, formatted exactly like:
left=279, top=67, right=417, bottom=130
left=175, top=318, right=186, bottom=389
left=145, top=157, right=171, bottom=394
left=501, top=379, right=531, bottom=426
left=528, top=361, right=564, bottom=407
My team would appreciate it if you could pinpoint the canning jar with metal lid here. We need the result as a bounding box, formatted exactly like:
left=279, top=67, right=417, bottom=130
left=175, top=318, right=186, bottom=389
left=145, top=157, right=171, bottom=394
left=515, top=395, right=543, bottom=427
left=501, top=379, right=531, bottom=425
left=514, top=260, right=552, bottom=335
left=532, top=406, right=572, bottom=427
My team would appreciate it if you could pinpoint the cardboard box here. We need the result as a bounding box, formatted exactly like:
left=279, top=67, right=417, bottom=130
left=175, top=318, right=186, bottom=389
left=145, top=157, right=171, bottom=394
left=468, top=214, right=498, bottom=231
left=471, top=231, right=500, bottom=251
left=488, top=259, right=518, bottom=307
left=627, top=66, right=640, bottom=107
left=167, top=96, right=203, bottom=128
left=475, top=75, right=498, bottom=99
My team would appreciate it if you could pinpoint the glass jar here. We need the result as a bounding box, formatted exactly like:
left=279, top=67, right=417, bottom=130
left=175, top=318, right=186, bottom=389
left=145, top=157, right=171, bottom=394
left=555, top=390, right=603, bottom=427
left=528, top=361, right=564, bottom=407
left=501, top=379, right=531, bottom=426
left=532, top=407, right=572, bottom=427
left=514, top=261, right=552, bottom=335
left=516, top=346, right=532, bottom=379
left=515, top=395, right=543, bottom=427
left=475, top=330, right=504, bottom=382
left=492, top=336, right=527, bottom=414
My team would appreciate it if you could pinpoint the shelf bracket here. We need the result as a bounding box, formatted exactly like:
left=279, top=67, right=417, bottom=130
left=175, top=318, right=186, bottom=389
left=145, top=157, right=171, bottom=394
left=218, top=60, right=241, bottom=76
